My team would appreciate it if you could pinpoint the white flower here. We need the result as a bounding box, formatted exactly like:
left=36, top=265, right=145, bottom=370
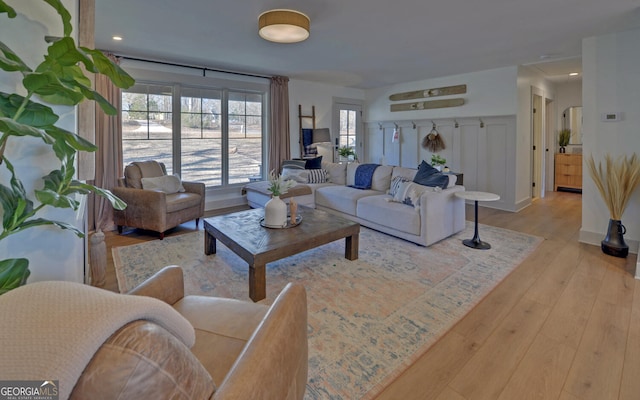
left=267, top=170, right=296, bottom=197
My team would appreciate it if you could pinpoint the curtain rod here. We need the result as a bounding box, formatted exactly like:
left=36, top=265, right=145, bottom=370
left=111, top=54, right=273, bottom=80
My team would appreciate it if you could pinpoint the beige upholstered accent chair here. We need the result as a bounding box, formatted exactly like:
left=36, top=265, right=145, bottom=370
left=113, top=161, right=205, bottom=239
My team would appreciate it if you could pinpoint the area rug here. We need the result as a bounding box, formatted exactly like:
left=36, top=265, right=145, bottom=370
left=113, top=222, right=542, bottom=399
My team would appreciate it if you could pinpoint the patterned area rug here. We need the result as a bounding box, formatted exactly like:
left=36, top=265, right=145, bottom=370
left=113, top=222, right=542, bottom=399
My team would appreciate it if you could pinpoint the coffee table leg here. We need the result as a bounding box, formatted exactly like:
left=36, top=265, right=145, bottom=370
left=204, top=231, right=217, bottom=255
left=345, top=233, right=359, bottom=260
left=249, top=263, right=266, bottom=302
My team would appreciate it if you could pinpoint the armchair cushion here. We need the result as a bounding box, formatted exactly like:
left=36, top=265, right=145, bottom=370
left=141, top=174, right=186, bottom=194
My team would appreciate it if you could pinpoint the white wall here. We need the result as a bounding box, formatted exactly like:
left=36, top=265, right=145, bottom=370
left=0, top=0, right=86, bottom=283
left=365, top=66, right=519, bottom=123
left=288, top=79, right=365, bottom=159
left=581, top=28, right=640, bottom=255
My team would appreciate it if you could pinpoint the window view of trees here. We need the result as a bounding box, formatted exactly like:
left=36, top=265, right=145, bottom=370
left=339, top=109, right=357, bottom=150
left=122, top=84, right=264, bottom=187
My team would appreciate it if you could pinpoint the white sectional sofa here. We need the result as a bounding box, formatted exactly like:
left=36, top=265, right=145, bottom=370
left=243, top=161, right=466, bottom=247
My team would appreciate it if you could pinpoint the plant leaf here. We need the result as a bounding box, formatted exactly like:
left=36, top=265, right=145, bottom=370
left=23, top=72, right=84, bottom=105
left=42, top=0, right=72, bottom=37
left=0, top=41, right=31, bottom=72
left=0, top=117, right=53, bottom=143
left=0, top=92, right=58, bottom=127
left=13, top=218, right=84, bottom=238
left=35, top=188, right=79, bottom=209
left=45, top=125, right=96, bottom=152
left=42, top=37, right=94, bottom=70
left=81, top=48, right=135, bottom=89
left=73, top=181, right=127, bottom=210
left=0, top=258, right=30, bottom=295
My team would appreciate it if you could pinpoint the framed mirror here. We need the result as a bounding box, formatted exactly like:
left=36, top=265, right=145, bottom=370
left=562, top=106, right=582, bottom=145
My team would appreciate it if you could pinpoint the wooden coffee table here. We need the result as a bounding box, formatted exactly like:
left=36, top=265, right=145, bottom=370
left=203, top=207, right=360, bottom=301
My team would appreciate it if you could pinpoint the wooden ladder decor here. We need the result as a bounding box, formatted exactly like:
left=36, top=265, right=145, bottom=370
left=389, top=84, right=467, bottom=101
left=390, top=98, right=465, bottom=112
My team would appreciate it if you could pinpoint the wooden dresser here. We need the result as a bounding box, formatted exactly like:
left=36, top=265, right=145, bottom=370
left=554, top=153, right=582, bottom=191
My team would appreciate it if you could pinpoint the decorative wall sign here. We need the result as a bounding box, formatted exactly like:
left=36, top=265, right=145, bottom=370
left=389, top=84, right=467, bottom=101
left=390, top=98, right=465, bottom=112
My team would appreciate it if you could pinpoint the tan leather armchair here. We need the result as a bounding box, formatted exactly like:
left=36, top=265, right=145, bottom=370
left=113, top=161, right=205, bottom=239
left=71, top=266, right=309, bottom=399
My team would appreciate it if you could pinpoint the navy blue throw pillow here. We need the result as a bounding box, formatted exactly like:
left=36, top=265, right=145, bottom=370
left=305, top=156, right=323, bottom=169
left=413, top=160, right=449, bottom=189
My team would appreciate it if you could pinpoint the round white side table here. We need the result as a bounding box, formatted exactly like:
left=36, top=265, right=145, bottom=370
left=455, top=191, right=500, bottom=250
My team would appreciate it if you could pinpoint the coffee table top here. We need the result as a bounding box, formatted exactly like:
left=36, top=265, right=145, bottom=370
left=203, top=206, right=359, bottom=257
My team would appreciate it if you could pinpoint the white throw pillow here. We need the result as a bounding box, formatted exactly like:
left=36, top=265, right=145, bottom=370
left=281, top=167, right=310, bottom=183
left=141, top=174, right=186, bottom=194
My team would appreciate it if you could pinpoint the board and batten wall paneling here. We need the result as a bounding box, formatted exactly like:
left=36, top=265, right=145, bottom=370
left=366, top=116, right=518, bottom=211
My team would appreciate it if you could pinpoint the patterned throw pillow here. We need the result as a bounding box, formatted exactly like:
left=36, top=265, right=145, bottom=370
left=307, top=169, right=329, bottom=184
left=392, top=180, right=441, bottom=208
left=388, top=176, right=410, bottom=197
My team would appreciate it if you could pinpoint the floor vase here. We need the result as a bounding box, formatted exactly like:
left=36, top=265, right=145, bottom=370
left=264, top=195, right=287, bottom=228
left=601, top=219, right=628, bottom=258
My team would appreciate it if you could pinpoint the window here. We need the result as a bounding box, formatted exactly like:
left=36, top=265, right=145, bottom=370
left=339, top=109, right=357, bottom=150
left=122, top=83, right=264, bottom=188
left=122, top=84, right=173, bottom=173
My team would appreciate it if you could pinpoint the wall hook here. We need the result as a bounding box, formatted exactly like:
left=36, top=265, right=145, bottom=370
left=378, top=123, right=383, bottom=130
left=454, top=119, right=459, bottom=128
left=412, top=121, right=416, bottom=129
left=479, top=118, right=484, bottom=128
left=431, top=120, right=436, bottom=130
left=394, top=123, right=399, bottom=129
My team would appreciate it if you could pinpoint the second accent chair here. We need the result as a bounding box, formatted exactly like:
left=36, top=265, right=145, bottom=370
left=113, top=161, right=205, bottom=239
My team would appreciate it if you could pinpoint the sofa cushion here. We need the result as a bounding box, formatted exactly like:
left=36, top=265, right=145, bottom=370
left=173, top=296, right=269, bottom=386
left=322, top=162, right=347, bottom=185
left=166, top=193, right=202, bottom=213
left=315, top=185, right=380, bottom=215
left=391, top=166, right=418, bottom=181
left=414, top=161, right=450, bottom=189
left=357, top=195, right=421, bottom=235
left=346, top=162, right=360, bottom=186
left=141, top=174, right=186, bottom=194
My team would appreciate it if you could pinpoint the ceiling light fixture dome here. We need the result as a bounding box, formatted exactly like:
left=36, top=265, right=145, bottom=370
left=258, top=9, right=310, bottom=43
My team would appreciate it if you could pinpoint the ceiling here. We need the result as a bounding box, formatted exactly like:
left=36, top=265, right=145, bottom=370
left=94, top=0, right=640, bottom=89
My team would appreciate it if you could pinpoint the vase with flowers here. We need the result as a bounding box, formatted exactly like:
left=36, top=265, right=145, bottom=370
left=587, top=153, right=640, bottom=257
left=264, top=170, right=296, bottom=228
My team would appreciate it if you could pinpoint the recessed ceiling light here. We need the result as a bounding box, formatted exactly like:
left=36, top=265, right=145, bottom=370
left=112, top=36, right=123, bottom=41
left=569, top=72, right=579, bottom=76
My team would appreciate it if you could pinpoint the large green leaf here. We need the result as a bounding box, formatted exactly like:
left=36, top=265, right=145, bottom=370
left=0, top=258, right=30, bottom=295
left=42, top=0, right=72, bottom=37
left=0, top=159, right=34, bottom=231
left=45, top=125, right=96, bottom=152
left=81, top=48, right=135, bottom=89
left=0, top=1, right=17, bottom=18
left=35, top=188, right=79, bottom=209
left=0, top=92, right=58, bottom=127
left=73, top=181, right=127, bottom=210
left=42, top=37, right=94, bottom=70
left=0, top=117, right=52, bottom=143
left=0, top=41, right=31, bottom=73
left=77, top=84, right=117, bottom=115
left=23, top=72, right=84, bottom=105
left=9, top=218, right=84, bottom=238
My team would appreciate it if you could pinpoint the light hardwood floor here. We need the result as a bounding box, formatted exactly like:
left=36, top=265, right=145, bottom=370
left=103, top=192, right=639, bottom=400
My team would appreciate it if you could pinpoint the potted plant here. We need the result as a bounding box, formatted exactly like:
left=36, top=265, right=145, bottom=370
left=586, top=153, right=640, bottom=258
left=338, top=146, right=356, bottom=162
left=431, top=154, right=447, bottom=171
left=0, top=0, right=134, bottom=294
left=558, top=129, right=571, bottom=153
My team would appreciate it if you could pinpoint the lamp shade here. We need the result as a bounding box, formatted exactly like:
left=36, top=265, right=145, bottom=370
left=312, top=128, right=331, bottom=143
left=258, top=9, right=310, bottom=43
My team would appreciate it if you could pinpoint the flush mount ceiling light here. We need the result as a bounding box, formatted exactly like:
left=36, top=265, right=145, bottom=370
left=258, top=9, right=310, bottom=43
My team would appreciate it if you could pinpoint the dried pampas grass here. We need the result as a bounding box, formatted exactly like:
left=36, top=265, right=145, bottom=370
left=422, top=127, right=445, bottom=152
left=586, top=153, right=640, bottom=220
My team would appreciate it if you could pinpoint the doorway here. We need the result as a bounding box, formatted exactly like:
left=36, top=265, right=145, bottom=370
left=333, top=99, right=364, bottom=162
left=531, top=89, right=544, bottom=199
